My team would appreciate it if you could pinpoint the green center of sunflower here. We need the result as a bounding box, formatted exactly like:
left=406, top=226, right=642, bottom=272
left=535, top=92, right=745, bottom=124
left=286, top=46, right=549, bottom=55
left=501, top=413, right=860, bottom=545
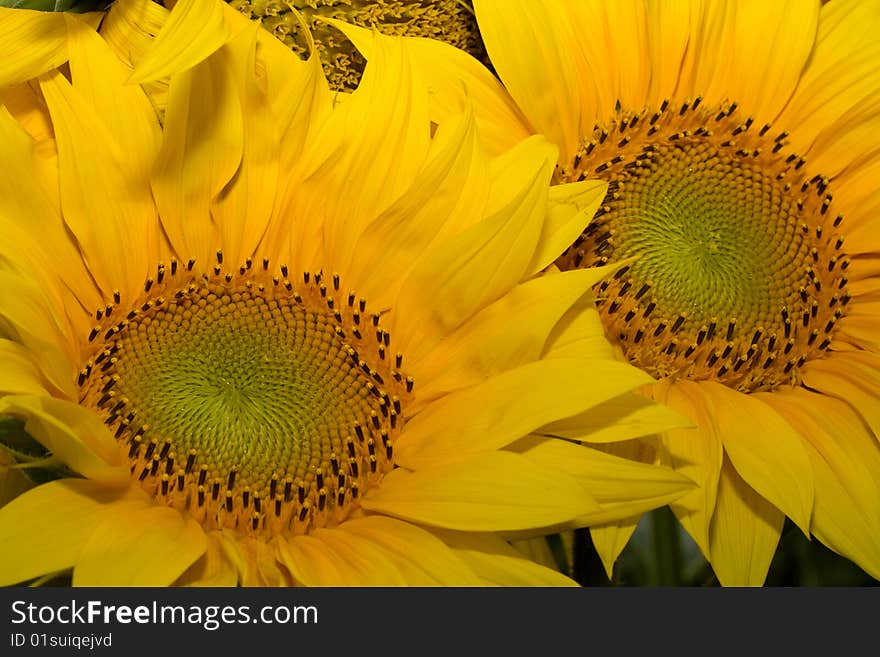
left=557, top=99, right=850, bottom=392
left=77, top=257, right=412, bottom=536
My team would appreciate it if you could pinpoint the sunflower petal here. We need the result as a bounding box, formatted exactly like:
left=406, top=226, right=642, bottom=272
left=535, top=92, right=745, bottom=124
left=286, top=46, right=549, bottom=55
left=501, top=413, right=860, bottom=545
left=0, top=105, right=103, bottom=320
left=0, top=339, right=51, bottom=396
left=0, top=395, right=128, bottom=485
left=538, top=391, right=691, bottom=444
left=778, top=0, right=880, bottom=173
left=513, top=436, right=694, bottom=526
left=361, top=451, right=599, bottom=531
left=211, top=23, right=279, bottom=267
left=396, top=358, right=653, bottom=469
left=175, top=532, right=239, bottom=586
left=434, top=529, right=578, bottom=586
left=129, top=0, right=229, bottom=84
left=759, top=387, right=880, bottom=580
left=310, top=527, right=409, bottom=586
left=74, top=504, right=207, bottom=586
left=40, top=69, right=158, bottom=303
left=700, top=381, right=813, bottom=535
left=527, top=180, right=607, bottom=276
left=0, top=8, right=68, bottom=87
left=348, top=106, right=487, bottom=307
left=722, top=0, right=818, bottom=125
left=65, top=15, right=161, bottom=183
left=708, top=456, right=784, bottom=587
left=801, top=353, right=880, bottom=440
left=0, top=272, right=77, bottom=397
left=338, top=516, right=482, bottom=585
left=277, top=534, right=349, bottom=587
left=410, top=268, right=618, bottom=404
left=329, top=19, right=531, bottom=159
left=393, top=136, right=556, bottom=354
left=590, top=518, right=640, bottom=580
left=151, top=52, right=242, bottom=266
left=0, top=479, right=145, bottom=586
left=472, top=0, right=585, bottom=161
left=649, top=379, right=724, bottom=559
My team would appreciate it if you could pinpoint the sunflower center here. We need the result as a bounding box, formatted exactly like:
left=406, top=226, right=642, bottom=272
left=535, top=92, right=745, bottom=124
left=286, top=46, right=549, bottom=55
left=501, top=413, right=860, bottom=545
left=557, top=99, right=850, bottom=392
left=77, top=257, right=413, bottom=536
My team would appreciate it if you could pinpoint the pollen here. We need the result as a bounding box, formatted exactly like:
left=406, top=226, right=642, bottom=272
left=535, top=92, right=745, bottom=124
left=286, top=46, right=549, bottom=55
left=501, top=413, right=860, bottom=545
left=77, top=259, right=412, bottom=537
left=556, top=99, right=850, bottom=392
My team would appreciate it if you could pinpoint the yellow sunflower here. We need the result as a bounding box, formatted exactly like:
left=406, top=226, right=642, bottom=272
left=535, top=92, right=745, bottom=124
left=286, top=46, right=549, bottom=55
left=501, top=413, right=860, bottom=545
left=343, top=0, right=880, bottom=584
left=0, top=0, right=692, bottom=586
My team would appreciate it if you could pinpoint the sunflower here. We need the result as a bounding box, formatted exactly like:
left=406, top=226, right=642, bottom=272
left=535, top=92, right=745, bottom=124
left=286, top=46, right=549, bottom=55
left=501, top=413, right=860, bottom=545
left=0, top=0, right=692, bottom=586
left=345, top=0, right=880, bottom=584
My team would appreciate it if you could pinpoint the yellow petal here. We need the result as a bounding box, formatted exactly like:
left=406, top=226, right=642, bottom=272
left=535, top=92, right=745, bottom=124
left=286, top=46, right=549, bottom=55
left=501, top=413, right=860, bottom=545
left=700, top=381, right=813, bottom=535
left=472, top=0, right=585, bottom=161
left=0, top=8, right=68, bottom=87
left=277, top=534, right=349, bottom=587
left=65, top=15, right=161, bottom=184
left=778, top=0, right=880, bottom=174
left=396, top=358, right=653, bottom=469
left=0, top=106, right=103, bottom=322
left=392, top=136, right=556, bottom=355
left=835, top=315, right=880, bottom=352
left=0, top=479, right=145, bottom=586
left=410, top=268, right=619, bottom=405
left=590, top=519, right=640, bottom=580
left=649, top=379, right=724, bottom=559
left=345, top=107, right=486, bottom=310
left=310, top=527, right=409, bottom=586
left=263, top=58, right=331, bottom=243
left=540, top=292, right=616, bottom=361
left=721, top=0, right=818, bottom=125
left=433, top=529, right=578, bottom=586
left=538, top=390, right=691, bottom=444
left=0, top=339, right=51, bottom=396
left=513, top=436, right=694, bottom=526
left=361, top=451, right=599, bottom=531
left=0, top=395, right=128, bottom=485
left=74, top=504, right=207, bottom=586
left=129, top=0, right=229, bottom=84
left=151, top=52, right=242, bottom=266
left=759, top=388, right=880, bottom=579
left=339, top=516, right=482, bottom=585
left=801, top=353, right=880, bottom=440
left=709, top=456, right=784, bottom=587
left=99, top=0, right=169, bottom=69
left=0, top=271, right=76, bottom=398
left=644, top=0, right=698, bottom=105
left=329, top=19, right=531, bottom=159
left=174, top=532, right=239, bottom=586
left=527, top=180, right=607, bottom=276
left=286, top=30, right=431, bottom=275
left=99, top=0, right=171, bottom=114
left=40, top=69, right=158, bottom=303
left=211, top=24, right=279, bottom=268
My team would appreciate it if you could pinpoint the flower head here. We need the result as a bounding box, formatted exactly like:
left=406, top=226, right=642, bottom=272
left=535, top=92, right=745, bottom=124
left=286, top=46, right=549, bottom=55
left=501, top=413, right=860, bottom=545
left=0, top=0, right=691, bottom=586
left=375, top=0, right=880, bottom=584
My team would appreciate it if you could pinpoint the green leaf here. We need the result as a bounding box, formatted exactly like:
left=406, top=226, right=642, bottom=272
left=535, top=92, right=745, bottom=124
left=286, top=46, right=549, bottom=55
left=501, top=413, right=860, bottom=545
left=0, top=0, right=113, bottom=12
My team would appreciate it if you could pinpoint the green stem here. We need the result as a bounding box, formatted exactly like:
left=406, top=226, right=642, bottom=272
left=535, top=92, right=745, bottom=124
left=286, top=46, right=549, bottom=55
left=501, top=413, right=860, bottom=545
left=651, top=507, right=682, bottom=586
